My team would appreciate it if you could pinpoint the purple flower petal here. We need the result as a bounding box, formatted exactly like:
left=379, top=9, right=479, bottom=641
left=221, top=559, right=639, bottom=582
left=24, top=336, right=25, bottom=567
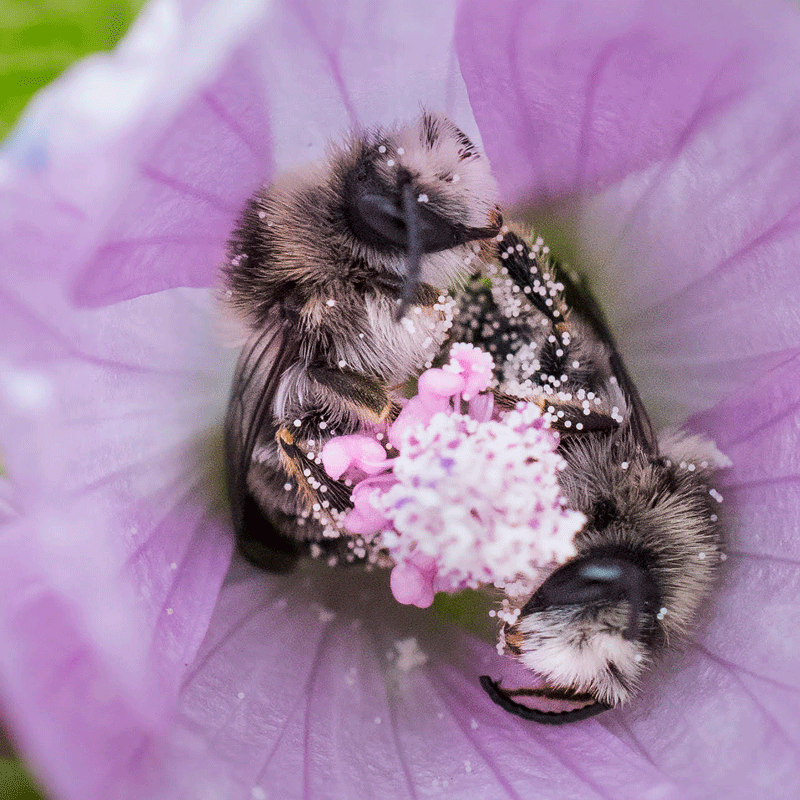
left=129, top=562, right=672, bottom=799
left=7, top=0, right=274, bottom=307
left=3, top=0, right=800, bottom=798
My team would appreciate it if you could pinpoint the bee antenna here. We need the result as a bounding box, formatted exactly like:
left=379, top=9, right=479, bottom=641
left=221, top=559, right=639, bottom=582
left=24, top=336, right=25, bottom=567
left=479, top=676, right=611, bottom=725
left=395, top=173, right=422, bottom=321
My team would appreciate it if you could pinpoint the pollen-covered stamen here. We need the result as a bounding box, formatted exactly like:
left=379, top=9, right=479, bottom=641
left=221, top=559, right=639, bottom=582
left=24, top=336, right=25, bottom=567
left=321, top=344, right=585, bottom=608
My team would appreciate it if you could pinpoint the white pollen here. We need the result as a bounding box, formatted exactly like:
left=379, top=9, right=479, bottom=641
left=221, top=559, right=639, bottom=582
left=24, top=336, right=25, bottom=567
left=451, top=173, right=460, bottom=182
left=237, top=691, right=245, bottom=699
left=284, top=482, right=292, bottom=491
left=169, top=562, right=177, bottom=571
left=659, top=607, right=667, bottom=615
left=338, top=360, right=347, bottom=368
left=166, top=608, right=174, bottom=615
left=417, top=193, right=429, bottom=203
left=326, top=298, right=336, bottom=307
left=720, top=553, right=728, bottom=561
left=258, top=210, right=266, bottom=219
left=710, top=514, right=718, bottom=522
left=393, top=637, right=428, bottom=671
left=470, top=719, right=479, bottom=730
left=293, top=419, right=302, bottom=427
left=699, top=552, right=706, bottom=559
left=251, top=788, right=267, bottom=800
left=634, top=653, right=643, bottom=662
left=464, top=760, right=472, bottom=773
left=397, top=147, right=405, bottom=155
left=378, top=145, right=386, bottom=153
left=621, top=461, right=629, bottom=470
left=387, top=159, right=396, bottom=167
left=319, top=421, right=328, bottom=430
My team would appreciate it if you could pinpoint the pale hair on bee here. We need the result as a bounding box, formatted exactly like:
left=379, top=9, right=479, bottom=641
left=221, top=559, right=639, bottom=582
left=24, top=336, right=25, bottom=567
left=222, top=111, right=502, bottom=569
left=449, top=229, right=727, bottom=723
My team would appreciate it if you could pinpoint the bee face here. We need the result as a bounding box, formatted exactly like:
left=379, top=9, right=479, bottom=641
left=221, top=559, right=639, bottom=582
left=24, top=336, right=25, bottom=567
left=368, top=112, right=501, bottom=233
left=504, top=577, right=653, bottom=707
left=493, top=430, right=725, bottom=717
left=338, top=112, right=501, bottom=292
left=227, top=112, right=501, bottom=329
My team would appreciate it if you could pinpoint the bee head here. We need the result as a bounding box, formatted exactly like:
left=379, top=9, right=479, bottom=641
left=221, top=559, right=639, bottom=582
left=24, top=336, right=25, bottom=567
left=343, top=112, right=502, bottom=317
left=484, top=549, right=662, bottom=723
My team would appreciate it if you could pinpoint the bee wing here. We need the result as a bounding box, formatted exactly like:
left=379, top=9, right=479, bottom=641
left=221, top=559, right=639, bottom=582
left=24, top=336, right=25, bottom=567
left=498, top=230, right=657, bottom=454
left=224, top=319, right=301, bottom=537
left=558, top=266, right=658, bottom=454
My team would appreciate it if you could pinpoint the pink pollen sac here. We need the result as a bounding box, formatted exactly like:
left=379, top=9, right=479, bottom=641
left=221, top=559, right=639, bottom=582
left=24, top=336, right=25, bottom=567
left=418, top=368, right=464, bottom=403
left=321, top=434, right=388, bottom=479
left=390, top=562, right=436, bottom=608
left=448, top=342, right=494, bottom=398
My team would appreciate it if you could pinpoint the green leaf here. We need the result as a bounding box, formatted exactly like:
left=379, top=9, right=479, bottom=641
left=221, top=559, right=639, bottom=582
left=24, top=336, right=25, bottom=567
left=0, top=758, right=48, bottom=800
left=0, top=0, right=145, bottom=140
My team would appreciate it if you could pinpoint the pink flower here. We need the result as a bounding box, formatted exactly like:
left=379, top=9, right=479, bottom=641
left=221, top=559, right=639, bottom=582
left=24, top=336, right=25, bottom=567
left=327, top=348, right=583, bottom=609
left=1, top=0, right=799, bottom=798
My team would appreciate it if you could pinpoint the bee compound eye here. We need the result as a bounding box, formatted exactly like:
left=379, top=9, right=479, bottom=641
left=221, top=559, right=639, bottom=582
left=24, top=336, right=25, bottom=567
left=520, top=552, right=658, bottom=641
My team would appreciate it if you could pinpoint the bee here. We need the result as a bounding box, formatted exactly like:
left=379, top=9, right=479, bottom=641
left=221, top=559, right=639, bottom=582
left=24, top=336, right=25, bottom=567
left=448, top=229, right=727, bottom=724
left=223, top=112, right=502, bottom=570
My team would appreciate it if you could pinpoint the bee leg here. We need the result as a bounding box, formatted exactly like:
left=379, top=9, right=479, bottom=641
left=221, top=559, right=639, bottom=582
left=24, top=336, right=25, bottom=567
left=306, top=364, right=398, bottom=424
left=367, top=273, right=442, bottom=307
left=275, top=425, right=354, bottom=518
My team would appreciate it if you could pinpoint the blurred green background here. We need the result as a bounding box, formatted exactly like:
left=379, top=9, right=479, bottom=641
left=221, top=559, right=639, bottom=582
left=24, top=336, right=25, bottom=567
left=1, top=0, right=143, bottom=139
left=1, top=2, right=144, bottom=795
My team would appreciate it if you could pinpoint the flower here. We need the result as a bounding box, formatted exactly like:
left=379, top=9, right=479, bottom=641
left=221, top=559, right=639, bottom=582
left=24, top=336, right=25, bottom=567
left=323, top=345, right=584, bottom=608
left=2, top=0, right=800, bottom=799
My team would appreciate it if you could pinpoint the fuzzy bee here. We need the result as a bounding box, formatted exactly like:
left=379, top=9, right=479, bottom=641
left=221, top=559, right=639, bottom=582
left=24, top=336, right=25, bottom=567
left=223, top=112, right=502, bottom=570
left=448, top=230, right=727, bottom=724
